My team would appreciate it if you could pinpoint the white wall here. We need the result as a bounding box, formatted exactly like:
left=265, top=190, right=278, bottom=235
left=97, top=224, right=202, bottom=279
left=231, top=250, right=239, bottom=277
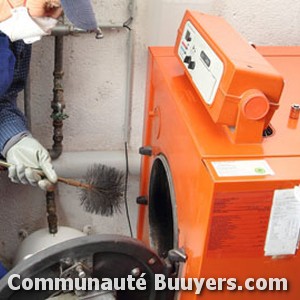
left=1, top=0, right=300, bottom=264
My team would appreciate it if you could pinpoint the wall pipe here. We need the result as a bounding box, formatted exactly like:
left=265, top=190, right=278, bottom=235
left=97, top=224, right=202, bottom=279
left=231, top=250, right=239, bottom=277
left=123, top=0, right=136, bottom=144
left=49, top=35, right=65, bottom=160
left=23, top=24, right=121, bottom=129
left=24, top=12, right=136, bottom=153
left=46, top=36, right=65, bottom=234
left=46, top=191, right=58, bottom=234
left=50, top=24, right=124, bottom=36
left=50, top=13, right=136, bottom=145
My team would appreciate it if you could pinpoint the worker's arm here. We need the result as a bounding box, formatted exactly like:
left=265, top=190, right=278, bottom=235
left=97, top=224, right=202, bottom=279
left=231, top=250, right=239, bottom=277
left=0, top=34, right=15, bottom=96
left=0, top=39, right=57, bottom=190
left=0, top=40, right=31, bottom=153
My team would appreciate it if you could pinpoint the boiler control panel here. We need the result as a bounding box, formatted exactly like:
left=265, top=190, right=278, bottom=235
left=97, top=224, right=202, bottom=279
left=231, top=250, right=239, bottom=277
left=177, top=21, right=224, bottom=105
left=175, top=10, right=284, bottom=143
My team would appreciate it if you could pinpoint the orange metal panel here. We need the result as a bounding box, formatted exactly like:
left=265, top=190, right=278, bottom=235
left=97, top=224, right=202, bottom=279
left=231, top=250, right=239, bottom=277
left=138, top=36, right=300, bottom=299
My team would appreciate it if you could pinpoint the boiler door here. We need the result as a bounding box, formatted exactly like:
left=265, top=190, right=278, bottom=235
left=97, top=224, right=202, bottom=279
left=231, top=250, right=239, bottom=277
left=0, top=234, right=173, bottom=300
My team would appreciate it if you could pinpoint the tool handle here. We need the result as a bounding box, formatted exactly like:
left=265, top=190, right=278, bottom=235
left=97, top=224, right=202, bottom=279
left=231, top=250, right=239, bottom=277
left=0, top=161, right=11, bottom=169
left=0, top=160, right=90, bottom=190
left=57, top=177, right=91, bottom=189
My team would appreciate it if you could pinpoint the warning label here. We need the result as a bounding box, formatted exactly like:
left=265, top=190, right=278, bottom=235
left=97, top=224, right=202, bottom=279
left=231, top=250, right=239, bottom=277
left=207, top=191, right=274, bottom=258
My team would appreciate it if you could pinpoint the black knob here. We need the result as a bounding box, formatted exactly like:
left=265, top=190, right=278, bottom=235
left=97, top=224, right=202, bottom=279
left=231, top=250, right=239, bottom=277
left=136, top=196, right=148, bottom=205
left=185, top=30, right=192, bottom=42
left=184, top=56, right=192, bottom=64
left=188, top=61, right=196, bottom=70
left=139, top=146, right=152, bottom=156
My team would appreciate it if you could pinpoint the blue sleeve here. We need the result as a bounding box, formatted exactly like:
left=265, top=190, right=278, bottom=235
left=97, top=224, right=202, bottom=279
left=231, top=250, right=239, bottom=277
left=0, top=39, right=32, bottom=153
left=0, top=35, right=15, bottom=96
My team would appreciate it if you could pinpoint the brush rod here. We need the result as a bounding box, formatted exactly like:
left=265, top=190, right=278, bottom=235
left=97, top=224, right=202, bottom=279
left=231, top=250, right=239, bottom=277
left=0, top=160, right=91, bottom=190
left=57, top=177, right=91, bottom=189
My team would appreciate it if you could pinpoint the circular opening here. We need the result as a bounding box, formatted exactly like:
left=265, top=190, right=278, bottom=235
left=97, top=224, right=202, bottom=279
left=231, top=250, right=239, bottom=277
left=149, top=156, right=177, bottom=258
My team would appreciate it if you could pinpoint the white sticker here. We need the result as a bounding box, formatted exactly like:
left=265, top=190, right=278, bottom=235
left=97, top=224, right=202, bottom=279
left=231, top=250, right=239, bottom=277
left=264, top=188, right=300, bottom=256
left=211, top=160, right=275, bottom=177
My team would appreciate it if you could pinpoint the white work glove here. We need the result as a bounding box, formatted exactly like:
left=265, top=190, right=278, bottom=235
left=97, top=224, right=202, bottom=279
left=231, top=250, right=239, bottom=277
left=6, top=136, right=57, bottom=191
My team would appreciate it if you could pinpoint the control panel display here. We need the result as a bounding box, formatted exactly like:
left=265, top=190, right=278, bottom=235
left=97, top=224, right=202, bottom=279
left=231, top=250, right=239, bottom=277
left=178, top=21, right=224, bottom=105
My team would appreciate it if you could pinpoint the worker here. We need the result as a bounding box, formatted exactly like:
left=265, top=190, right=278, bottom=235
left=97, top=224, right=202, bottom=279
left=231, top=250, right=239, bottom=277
left=0, top=0, right=98, bottom=190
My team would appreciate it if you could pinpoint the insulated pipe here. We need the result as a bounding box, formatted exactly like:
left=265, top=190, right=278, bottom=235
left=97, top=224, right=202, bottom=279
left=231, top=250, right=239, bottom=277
left=51, top=151, right=140, bottom=178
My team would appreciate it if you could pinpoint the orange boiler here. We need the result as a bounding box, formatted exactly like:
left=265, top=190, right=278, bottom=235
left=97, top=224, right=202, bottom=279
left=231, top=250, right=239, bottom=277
left=137, top=10, right=300, bottom=299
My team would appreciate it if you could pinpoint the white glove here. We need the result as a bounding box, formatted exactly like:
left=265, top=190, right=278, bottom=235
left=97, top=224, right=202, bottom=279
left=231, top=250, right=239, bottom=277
left=6, top=136, right=58, bottom=191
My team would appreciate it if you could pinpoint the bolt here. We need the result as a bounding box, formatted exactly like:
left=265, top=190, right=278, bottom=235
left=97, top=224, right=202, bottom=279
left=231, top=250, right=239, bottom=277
left=148, top=258, right=156, bottom=265
left=82, top=225, right=93, bottom=235
left=18, top=229, right=28, bottom=240
left=131, top=267, right=141, bottom=277
left=76, top=265, right=86, bottom=278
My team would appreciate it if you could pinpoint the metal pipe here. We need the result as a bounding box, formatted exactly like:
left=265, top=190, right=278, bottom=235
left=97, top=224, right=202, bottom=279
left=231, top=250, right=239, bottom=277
left=123, top=0, right=136, bottom=144
left=46, top=191, right=58, bottom=234
left=123, top=22, right=134, bottom=143
left=51, top=5, right=135, bottom=145
left=23, top=3, right=135, bottom=156
left=51, top=24, right=125, bottom=37
left=24, top=20, right=129, bottom=131
left=50, top=35, right=65, bottom=160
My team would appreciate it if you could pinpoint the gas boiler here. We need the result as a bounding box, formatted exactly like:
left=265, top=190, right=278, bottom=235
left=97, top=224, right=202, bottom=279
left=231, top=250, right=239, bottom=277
left=138, top=10, right=300, bottom=300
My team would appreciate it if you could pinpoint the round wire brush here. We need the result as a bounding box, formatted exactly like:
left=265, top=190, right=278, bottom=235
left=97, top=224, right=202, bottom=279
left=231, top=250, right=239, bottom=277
left=0, top=160, right=125, bottom=217
left=80, top=164, right=125, bottom=216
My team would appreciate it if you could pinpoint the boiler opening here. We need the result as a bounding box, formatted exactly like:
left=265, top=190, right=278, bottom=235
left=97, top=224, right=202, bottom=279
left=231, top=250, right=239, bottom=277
left=149, top=155, right=177, bottom=258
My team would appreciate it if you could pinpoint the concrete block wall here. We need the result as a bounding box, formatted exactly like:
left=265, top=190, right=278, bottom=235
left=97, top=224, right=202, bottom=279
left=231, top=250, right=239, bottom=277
left=1, top=0, right=300, bottom=263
